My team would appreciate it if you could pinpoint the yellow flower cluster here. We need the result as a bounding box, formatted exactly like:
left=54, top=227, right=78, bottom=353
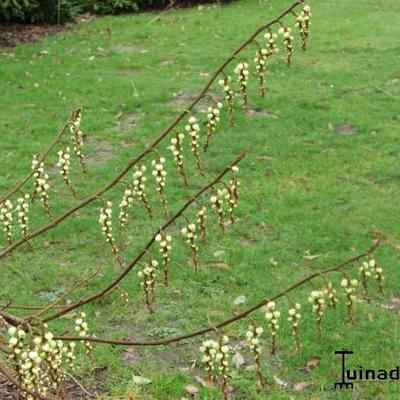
left=295, top=5, right=312, bottom=50
left=138, top=260, right=158, bottom=309
left=75, top=312, right=92, bottom=356
left=210, top=189, right=227, bottom=234
left=151, top=156, right=168, bottom=215
left=32, top=155, right=51, bottom=218
left=265, top=301, right=280, bottom=354
left=199, top=339, right=219, bottom=383
left=254, top=48, right=269, bottom=96
left=133, top=164, right=152, bottom=217
left=218, top=76, right=234, bottom=126
left=0, top=199, right=13, bottom=244
left=341, top=278, right=358, bottom=322
left=57, top=146, right=74, bottom=194
left=16, top=194, right=30, bottom=237
left=279, top=25, right=294, bottom=65
left=234, top=62, right=250, bottom=110
left=181, top=223, right=198, bottom=270
left=264, top=31, right=279, bottom=55
left=197, top=206, right=207, bottom=243
left=205, top=102, right=223, bottom=150
left=99, top=201, right=121, bottom=264
left=369, top=258, right=385, bottom=293
left=287, top=303, right=301, bottom=352
left=168, top=132, right=188, bottom=186
left=308, top=289, right=325, bottom=337
left=185, top=116, right=203, bottom=172
left=118, top=187, right=134, bottom=229
left=155, top=232, right=172, bottom=285
left=69, top=108, right=87, bottom=175
left=324, top=282, right=339, bottom=307
left=8, top=326, right=77, bottom=398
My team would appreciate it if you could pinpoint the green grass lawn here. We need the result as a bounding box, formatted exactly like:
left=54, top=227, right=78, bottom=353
left=1, top=0, right=400, bottom=398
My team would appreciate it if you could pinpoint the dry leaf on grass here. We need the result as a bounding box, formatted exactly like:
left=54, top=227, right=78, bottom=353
left=210, top=263, right=230, bottom=270
left=185, top=384, right=199, bottom=397
left=233, top=295, right=246, bottom=305
left=306, top=356, right=321, bottom=371
left=293, top=381, right=313, bottom=392
left=194, top=375, right=213, bottom=388
left=274, top=376, right=313, bottom=392
left=232, top=352, right=245, bottom=368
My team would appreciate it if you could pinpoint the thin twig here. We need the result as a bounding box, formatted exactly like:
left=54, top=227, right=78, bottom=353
left=28, top=267, right=100, bottom=320
left=65, top=373, right=96, bottom=398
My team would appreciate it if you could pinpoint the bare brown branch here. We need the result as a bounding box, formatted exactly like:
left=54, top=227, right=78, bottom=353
left=53, top=239, right=379, bottom=347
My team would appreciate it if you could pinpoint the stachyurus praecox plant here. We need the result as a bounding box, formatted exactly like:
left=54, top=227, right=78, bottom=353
left=0, top=2, right=391, bottom=399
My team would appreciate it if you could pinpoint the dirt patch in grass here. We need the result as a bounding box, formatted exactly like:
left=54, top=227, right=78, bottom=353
left=122, top=343, right=197, bottom=373
left=247, top=107, right=279, bottom=119
left=0, top=23, right=69, bottom=48
left=85, top=136, right=116, bottom=166
left=112, top=112, right=144, bottom=133
left=168, top=91, right=220, bottom=112
left=335, top=124, right=357, bottom=135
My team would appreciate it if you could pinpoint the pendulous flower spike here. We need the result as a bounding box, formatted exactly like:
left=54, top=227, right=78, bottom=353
left=358, top=261, right=372, bottom=296
left=264, top=30, right=279, bottom=55
left=151, top=156, right=168, bottom=217
left=181, top=222, right=199, bottom=271
left=32, top=155, right=52, bottom=218
left=210, top=189, right=227, bottom=234
left=168, top=132, right=188, bottom=186
left=369, top=258, right=384, bottom=293
left=218, top=76, right=234, bottom=126
left=118, top=186, right=134, bottom=231
left=75, top=312, right=92, bottom=357
left=99, top=200, right=123, bottom=267
left=185, top=116, right=204, bottom=173
left=138, top=259, right=158, bottom=311
left=197, top=206, right=207, bottom=243
left=254, top=47, right=269, bottom=97
left=265, top=301, right=280, bottom=355
left=155, top=232, right=172, bottom=286
left=204, top=102, right=223, bottom=152
left=57, top=146, right=76, bottom=196
left=287, top=303, right=302, bottom=353
left=246, top=324, right=265, bottom=387
left=69, top=108, right=87, bottom=177
left=226, top=166, right=240, bottom=223
left=341, top=278, right=358, bottom=323
left=295, top=5, right=312, bottom=51
left=0, top=199, right=13, bottom=244
left=278, top=25, right=294, bottom=66
left=16, top=194, right=30, bottom=239
left=132, top=164, right=152, bottom=218
left=234, top=62, right=250, bottom=111
left=308, top=289, right=326, bottom=339
left=324, top=282, right=339, bottom=307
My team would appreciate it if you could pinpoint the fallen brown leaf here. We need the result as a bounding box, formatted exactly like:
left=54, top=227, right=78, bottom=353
left=210, top=263, right=230, bottom=270
left=232, top=352, right=245, bottom=368
left=185, top=384, right=199, bottom=397
left=194, top=375, right=213, bottom=388
left=306, top=356, right=321, bottom=371
left=293, top=381, right=313, bottom=392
